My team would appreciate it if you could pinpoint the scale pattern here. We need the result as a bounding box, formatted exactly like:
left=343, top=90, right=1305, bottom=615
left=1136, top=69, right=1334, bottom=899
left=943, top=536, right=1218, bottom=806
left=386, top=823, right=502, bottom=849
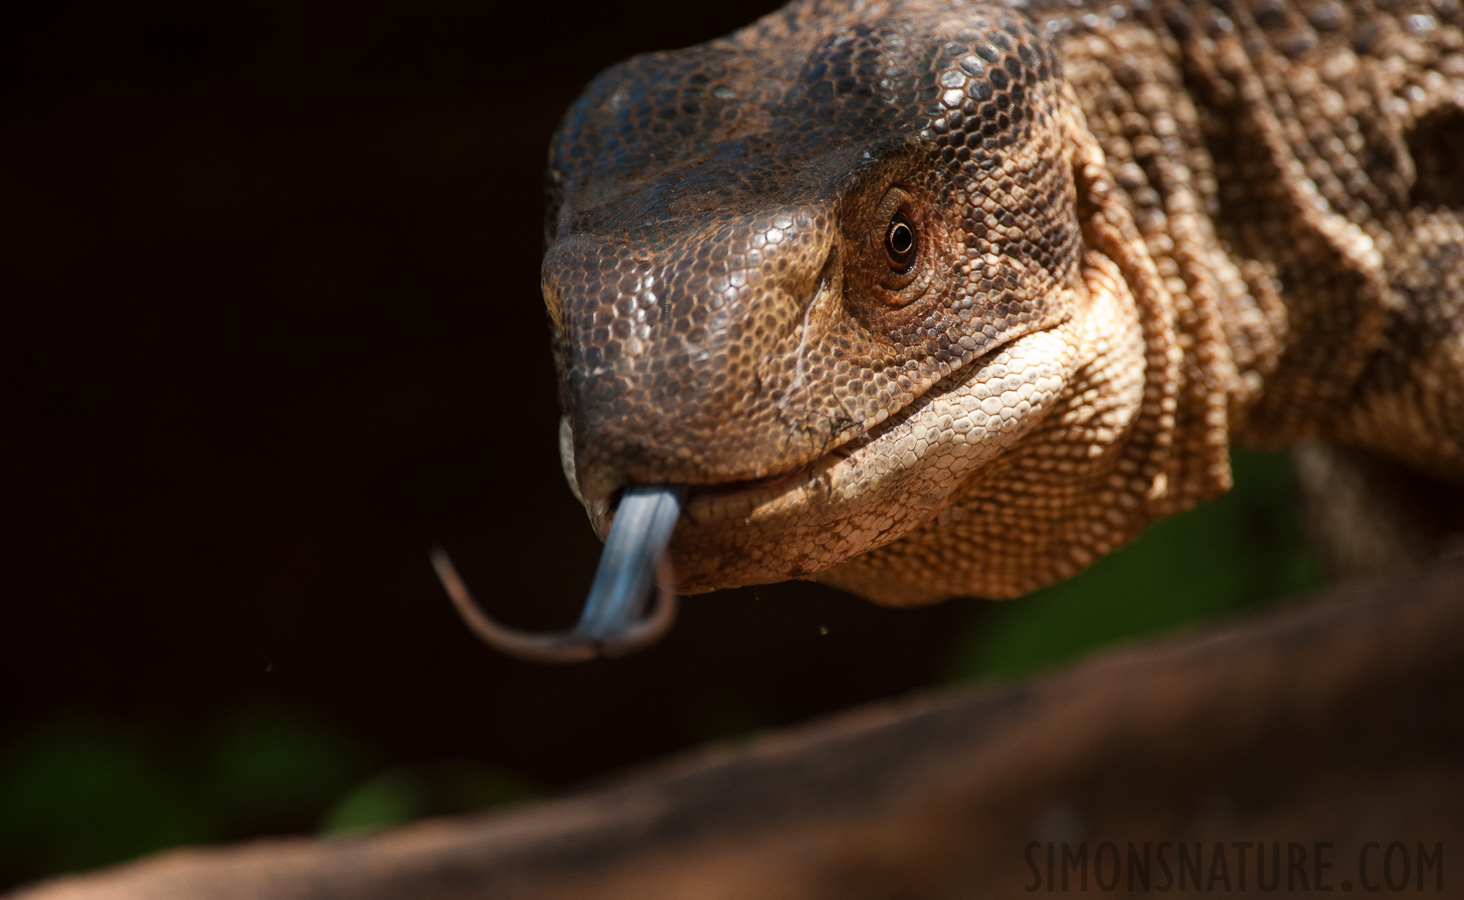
left=543, top=0, right=1464, bottom=602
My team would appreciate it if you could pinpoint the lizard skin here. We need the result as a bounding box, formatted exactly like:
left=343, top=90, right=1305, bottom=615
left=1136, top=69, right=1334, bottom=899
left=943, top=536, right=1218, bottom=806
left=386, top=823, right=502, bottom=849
left=542, top=0, right=1464, bottom=607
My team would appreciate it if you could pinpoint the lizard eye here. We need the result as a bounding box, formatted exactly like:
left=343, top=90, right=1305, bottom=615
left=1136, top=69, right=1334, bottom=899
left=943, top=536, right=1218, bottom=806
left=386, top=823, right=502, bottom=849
left=860, top=186, right=930, bottom=300
left=885, top=213, right=917, bottom=270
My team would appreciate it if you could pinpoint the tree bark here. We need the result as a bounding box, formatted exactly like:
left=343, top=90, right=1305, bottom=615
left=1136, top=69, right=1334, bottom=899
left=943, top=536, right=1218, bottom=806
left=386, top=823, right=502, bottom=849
left=14, top=559, right=1464, bottom=900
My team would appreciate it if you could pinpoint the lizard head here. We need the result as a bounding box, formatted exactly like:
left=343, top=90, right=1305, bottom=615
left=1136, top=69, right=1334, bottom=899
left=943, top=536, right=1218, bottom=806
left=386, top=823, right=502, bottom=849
left=540, top=0, right=1132, bottom=601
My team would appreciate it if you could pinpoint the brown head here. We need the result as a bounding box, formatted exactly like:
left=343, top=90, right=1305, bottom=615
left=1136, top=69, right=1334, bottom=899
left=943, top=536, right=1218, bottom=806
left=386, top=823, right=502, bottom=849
left=545, top=0, right=1109, bottom=596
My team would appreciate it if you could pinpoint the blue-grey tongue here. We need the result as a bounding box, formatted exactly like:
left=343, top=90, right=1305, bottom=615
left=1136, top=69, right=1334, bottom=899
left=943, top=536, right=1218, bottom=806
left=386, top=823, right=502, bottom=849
left=432, top=483, right=686, bottom=662
left=577, top=483, right=686, bottom=641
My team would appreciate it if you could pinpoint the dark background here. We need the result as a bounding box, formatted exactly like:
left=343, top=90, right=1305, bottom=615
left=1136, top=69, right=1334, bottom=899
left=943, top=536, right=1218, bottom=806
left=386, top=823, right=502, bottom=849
left=0, top=0, right=1317, bottom=888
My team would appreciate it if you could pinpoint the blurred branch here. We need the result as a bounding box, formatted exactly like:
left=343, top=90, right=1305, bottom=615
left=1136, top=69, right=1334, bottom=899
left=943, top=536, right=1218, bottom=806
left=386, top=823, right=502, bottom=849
left=14, top=559, right=1464, bottom=900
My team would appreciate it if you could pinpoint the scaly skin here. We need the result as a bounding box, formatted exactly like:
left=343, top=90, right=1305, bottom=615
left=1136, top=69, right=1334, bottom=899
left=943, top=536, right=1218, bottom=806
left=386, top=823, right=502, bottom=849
left=543, top=0, right=1464, bottom=605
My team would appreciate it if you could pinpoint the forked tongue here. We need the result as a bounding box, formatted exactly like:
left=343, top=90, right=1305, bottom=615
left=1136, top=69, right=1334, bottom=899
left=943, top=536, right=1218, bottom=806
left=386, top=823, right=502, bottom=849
left=432, top=484, right=686, bottom=662
left=577, top=484, right=686, bottom=642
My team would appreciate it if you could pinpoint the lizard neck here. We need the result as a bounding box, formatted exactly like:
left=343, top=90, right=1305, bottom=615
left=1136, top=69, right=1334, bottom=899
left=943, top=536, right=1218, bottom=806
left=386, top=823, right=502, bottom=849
left=1048, top=0, right=1415, bottom=454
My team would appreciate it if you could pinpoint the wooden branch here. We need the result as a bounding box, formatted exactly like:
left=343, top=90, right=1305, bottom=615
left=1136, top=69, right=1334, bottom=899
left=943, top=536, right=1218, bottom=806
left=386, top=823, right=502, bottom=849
left=15, top=559, right=1464, bottom=900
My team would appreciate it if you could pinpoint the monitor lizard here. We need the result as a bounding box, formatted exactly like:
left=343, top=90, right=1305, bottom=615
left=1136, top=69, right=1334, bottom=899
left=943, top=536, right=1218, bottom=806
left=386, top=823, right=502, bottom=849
left=436, top=0, right=1464, bottom=659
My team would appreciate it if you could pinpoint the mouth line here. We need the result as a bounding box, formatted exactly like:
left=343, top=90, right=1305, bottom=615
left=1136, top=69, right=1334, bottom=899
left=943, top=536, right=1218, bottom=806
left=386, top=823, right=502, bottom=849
left=689, top=348, right=1016, bottom=502
left=681, top=456, right=827, bottom=501
left=634, top=320, right=1058, bottom=512
left=678, top=367, right=982, bottom=507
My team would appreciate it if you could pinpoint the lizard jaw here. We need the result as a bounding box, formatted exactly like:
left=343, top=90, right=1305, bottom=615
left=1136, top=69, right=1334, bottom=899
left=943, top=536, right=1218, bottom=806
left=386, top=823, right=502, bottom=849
left=572, top=322, right=1081, bottom=595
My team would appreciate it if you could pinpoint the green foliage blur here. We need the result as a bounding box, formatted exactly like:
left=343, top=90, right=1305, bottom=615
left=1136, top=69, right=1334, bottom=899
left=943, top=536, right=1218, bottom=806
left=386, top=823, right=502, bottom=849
left=0, top=450, right=1317, bottom=888
left=0, top=708, right=536, bottom=888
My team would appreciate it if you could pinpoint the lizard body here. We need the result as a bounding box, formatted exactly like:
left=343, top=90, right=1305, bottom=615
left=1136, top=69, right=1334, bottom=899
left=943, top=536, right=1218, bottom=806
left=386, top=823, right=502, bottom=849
left=535, top=0, right=1464, bottom=616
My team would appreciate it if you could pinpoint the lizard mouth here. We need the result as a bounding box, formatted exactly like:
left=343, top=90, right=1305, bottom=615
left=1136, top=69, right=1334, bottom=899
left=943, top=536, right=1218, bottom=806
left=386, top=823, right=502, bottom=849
left=665, top=323, right=1079, bottom=586
left=675, top=307, right=1062, bottom=512
left=681, top=458, right=825, bottom=500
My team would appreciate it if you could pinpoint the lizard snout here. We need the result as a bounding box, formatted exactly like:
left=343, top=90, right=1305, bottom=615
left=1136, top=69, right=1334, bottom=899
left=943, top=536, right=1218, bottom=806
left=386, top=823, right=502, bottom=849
left=544, top=217, right=848, bottom=502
